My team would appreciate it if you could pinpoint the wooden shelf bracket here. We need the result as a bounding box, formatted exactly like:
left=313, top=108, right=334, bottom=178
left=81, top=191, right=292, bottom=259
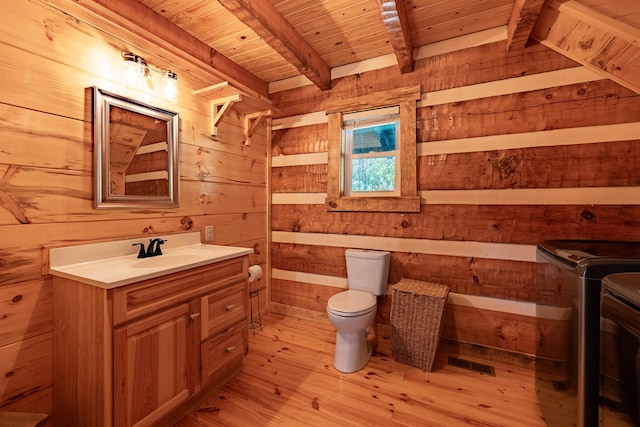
left=194, top=81, right=279, bottom=142
left=209, top=94, right=241, bottom=136
left=244, top=110, right=272, bottom=145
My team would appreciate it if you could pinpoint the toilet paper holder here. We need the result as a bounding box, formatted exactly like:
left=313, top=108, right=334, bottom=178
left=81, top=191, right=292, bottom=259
left=248, top=265, right=263, bottom=333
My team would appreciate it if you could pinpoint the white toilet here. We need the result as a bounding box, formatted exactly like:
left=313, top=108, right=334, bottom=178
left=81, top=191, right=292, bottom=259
left=326, top=248, right=391, bottom=373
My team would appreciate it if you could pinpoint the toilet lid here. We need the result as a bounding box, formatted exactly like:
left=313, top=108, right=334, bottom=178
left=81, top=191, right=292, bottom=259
left=327, top=290, right=376, bottom=316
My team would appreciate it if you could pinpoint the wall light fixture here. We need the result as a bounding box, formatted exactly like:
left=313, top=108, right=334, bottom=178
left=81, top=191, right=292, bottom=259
left=121, top=51, right=178, bottom=103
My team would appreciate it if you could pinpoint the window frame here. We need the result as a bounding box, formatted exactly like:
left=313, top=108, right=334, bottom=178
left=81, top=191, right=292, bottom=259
left=325, top=85, right=421, bottom=212
left=343, top=106, right=401, bottom=197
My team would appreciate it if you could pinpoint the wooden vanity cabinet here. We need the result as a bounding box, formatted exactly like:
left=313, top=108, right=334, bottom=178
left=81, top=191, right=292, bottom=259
left=53, top=256, right=249, bottom=427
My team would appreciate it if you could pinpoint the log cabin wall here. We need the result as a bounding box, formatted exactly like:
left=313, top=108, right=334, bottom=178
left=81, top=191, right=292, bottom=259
left=269, top=31, right=640, bottom=369
left=0, top=0, right=267, bottom=415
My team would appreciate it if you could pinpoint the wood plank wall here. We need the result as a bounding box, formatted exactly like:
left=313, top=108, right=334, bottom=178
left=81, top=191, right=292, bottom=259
left=0, top=0, right=267, bottom=415
left=269, top=34, right=640, bottom=369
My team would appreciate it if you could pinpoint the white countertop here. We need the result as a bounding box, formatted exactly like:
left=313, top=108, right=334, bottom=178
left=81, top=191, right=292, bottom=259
left=49, top=232, right=253, bottom=289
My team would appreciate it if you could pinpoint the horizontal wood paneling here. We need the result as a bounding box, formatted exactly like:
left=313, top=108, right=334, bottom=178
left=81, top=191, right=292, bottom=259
left=0, top=386, right=52, bottom=415
left=420, top=121, right=640, bottom=157
left=0, top=279, right=52, bottom=348
left=180, top=181, right=267, bottom=215
left=0, top=95, right=263, bottom=172
left=0, top=167, right=266, bottom=225
left=272, top=243, right=346, bottom=278
left=0, top=0, right=268, bottom=413
left=442, top=304, right=569, bottom=360
left=272, top=123, right=329, bottom=156
left=268, top=21, right=640, bottom=369
left=273, top=187, right=640, bottom=206
left=271, top=204, right=640, bottom=245
left=271, top=243, right=568, bottom=305
left=271, top=41, right=579, bottom=117
left=0, top=104, right=88, bottom=170
left=418, top=80, right=640, bottom=142
left=181, top=144, right=266, bottom=186
left=273, top=141, right=640, bottom=191
left=419, top=65, right=605, bottom=108
left=272, top=118, right=640, bottom=158
left=271, top=164, right=327, bottom=193
left=420, top=140, right=640, bottom=190
left=271, top=278, right=335, bottom=314
left=0, top=332, right=52, bottom=410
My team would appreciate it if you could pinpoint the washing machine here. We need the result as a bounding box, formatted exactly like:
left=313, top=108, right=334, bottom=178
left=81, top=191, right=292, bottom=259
left=536, top=240, right=640, bottom=427
left=601, top=273, right=640, bottom=426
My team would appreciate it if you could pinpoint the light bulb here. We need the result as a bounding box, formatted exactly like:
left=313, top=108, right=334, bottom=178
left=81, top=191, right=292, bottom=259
left=122, top=60, right=141, bottom=87
left=121, top=52, right=148, bottom=89
left=162, top=69, right=178, bottom=103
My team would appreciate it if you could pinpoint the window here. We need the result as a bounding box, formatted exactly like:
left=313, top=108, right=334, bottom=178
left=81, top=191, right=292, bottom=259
left=343, top=107, right=400, bottom=197
left=325, top=86, right=421, bottom=212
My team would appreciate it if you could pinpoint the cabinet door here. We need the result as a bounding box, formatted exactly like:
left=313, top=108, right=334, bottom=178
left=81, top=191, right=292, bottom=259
left=114, top=302, right=195, bottom=427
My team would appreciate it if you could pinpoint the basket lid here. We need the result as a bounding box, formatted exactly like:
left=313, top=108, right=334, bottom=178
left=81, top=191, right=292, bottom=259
left=393, top=278, right=449, bottom=299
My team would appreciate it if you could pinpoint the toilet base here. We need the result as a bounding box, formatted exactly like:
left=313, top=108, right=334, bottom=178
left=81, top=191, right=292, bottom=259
left=333, top=329, right=372, bottom=373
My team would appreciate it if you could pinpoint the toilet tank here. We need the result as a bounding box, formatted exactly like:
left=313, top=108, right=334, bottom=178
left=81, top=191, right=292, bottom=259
left=345, top=249, right=391, bottom=295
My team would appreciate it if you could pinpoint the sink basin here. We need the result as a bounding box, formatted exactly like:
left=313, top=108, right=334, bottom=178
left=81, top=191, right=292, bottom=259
left=48, top=232, right=253, bottom=288
left=131, top=253, right=198, bottom=269
left=129, top=246, right=245, bottom=269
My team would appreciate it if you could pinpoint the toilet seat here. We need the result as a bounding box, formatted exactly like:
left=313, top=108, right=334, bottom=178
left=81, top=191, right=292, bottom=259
left=327, top=290, right=376, bottom=317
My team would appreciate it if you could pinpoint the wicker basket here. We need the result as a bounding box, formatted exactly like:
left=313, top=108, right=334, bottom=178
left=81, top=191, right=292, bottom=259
left=390, top=279, right=449, bottom=372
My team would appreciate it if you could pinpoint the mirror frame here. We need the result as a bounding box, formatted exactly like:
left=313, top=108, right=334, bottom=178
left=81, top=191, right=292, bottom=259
left=93, top=87, right=180, bottom=209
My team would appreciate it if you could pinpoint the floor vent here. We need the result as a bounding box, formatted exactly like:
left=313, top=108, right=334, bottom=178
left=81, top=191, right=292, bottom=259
left=447, top=356, right=495, bottom=376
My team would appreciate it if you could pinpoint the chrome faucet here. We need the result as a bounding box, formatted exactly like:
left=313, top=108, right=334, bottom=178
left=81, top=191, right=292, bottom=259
left=131, top=238, right=166, bottom=258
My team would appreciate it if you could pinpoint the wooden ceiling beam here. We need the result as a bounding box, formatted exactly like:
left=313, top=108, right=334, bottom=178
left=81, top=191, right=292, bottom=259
left=218, top=0, right=332, bottom=91
left=506, top=0, right=544, bottom=51
left=42, top=0, right=269, bottom=98
left=532, top=0, right=640, bottom=95
left=378, top=0, right=414, bottom=73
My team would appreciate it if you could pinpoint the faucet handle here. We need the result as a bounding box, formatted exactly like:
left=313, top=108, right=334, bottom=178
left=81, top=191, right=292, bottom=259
left=132, top=243, right=146, bottom=258
left=155, top=239, right=166, bottom=255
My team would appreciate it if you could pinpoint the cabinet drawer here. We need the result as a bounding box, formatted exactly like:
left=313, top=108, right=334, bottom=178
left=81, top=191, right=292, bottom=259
left=201, top=322, right=247, bottom=387
left=112, top=257, right=248, bottom=325
left=201, top=281, right=247, bottom=340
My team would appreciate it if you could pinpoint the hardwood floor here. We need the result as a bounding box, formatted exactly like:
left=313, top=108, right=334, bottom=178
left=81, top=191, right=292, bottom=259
left=176, top=314, right=549, bottom=426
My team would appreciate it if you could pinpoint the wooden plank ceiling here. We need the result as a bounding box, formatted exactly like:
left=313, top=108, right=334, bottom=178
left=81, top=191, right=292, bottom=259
left=129, top=0, right=639, bottom=94
left=138, top=0, right=514, bottom=84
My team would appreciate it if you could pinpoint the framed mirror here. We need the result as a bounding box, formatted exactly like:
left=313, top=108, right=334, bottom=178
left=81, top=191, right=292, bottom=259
left=93, top=87, right=180, bottom=209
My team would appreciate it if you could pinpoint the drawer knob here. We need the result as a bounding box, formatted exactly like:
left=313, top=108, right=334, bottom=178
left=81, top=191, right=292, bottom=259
left=225, top=304, right=235, bottom=311
left=225, top=346, right=236, bottom=353
left=188, top=312, right=200, bottom=320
